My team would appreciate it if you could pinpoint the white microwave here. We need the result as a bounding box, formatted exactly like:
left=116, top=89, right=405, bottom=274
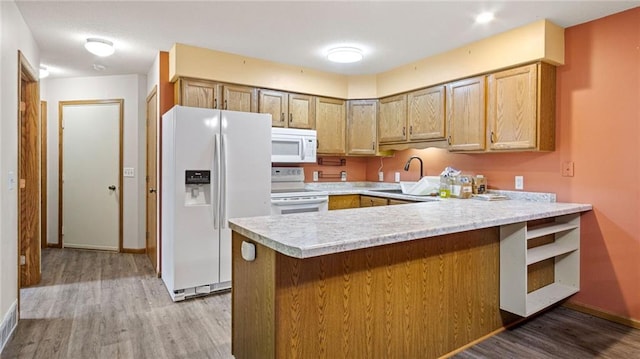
left=271, top=128, right=317, bottom=163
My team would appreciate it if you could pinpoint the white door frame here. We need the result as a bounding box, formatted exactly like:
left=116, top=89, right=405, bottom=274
left=58, top=99, right=123, bottom=251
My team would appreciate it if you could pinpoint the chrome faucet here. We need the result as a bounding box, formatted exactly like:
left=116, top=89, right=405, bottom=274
left=403, top=156, right=424, bottom=179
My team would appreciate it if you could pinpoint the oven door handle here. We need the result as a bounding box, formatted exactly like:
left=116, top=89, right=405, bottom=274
left=271, top=198, right=328, bottom=206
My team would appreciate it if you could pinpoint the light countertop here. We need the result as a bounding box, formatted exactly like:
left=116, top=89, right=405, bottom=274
left=229, top=197, right=592, bottom=259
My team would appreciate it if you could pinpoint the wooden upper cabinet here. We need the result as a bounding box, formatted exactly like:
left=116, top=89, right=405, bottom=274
left=487, top=62, right=555, bottom=151
left=222, top=85, right=257, bottom=112
left=446, top=76, right=486, bottom=152
left=378, top=94, right=407, bottom=143
left=408, top=85, right=446, bottom=141
left=176, top=78, right=219, bottom=109
left=259, top=89, right=288, bottom=127
left=288, top=94, right=315, bottom=129
left=259, top=90, right=315, bottom=129
left=347, top=100, right=378, bottom=156
left=315, top=97, right=346, bottom=155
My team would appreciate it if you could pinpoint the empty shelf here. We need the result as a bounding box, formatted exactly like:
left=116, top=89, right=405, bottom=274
left=525, top=283, right=579, bottom=317
left=526, top=222, right=579, bottom=240
left=526, top=242, right=579, bottom=265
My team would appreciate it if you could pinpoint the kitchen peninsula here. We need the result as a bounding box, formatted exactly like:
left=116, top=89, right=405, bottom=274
left=229, top=198, right=591, bottom=358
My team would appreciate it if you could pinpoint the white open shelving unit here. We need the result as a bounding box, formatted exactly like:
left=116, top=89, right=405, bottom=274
left=500, top=213, right=580, bottom=317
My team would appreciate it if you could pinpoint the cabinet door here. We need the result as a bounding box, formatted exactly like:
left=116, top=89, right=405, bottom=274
left=259, top=89, right=288, bottom=127
left=179, top=78, right=219, bottom=109
left=446, top=76, right=486, bottom=151
left=378, top=94, right=407, bottom=143
left=408, top=85, right=446, bottom=141
left=329, top=194, right=360, bottom=210
left=222, top=85, right=257, bottom=112
left=288, top=94, right=316, bottom=129
left=315, top=97, right=346, bottom=154
left=487, top=64, right=537, bottom=150
left=359, top=195, right=388, bottom=207
left=347, top=100, right=377, bottom=156
left=388, top=199, right=414, bottom=205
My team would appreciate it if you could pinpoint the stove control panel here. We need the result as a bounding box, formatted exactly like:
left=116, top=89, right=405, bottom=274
left=271, top=167, right=305, bottom=182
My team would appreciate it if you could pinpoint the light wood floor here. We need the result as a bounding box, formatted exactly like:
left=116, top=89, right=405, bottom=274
left=2, top=249, right=639, bottom=358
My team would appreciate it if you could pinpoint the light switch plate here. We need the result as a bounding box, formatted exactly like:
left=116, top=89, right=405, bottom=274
left=123, top=167, right=135, bottom=177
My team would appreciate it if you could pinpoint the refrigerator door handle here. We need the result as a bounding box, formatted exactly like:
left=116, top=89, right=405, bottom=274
left=213, top=133, right=221, bottom=230
left=221, top=134, right=228, bottom=228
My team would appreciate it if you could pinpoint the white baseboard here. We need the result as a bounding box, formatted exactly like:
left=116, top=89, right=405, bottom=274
left=0, top=300, right=18, bottom=353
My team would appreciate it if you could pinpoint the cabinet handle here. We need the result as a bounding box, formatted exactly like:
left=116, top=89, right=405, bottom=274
left=447, top=136, right=451, bottom=145
left=402, top=126, right=406, bottom=136
left=289, top=113, right=293, bottom=123
left=214, top=99, right=218, bottom=109
left=371, top=141, right=375, bottom=150
left=224, top=99, right=228, bottom=110
left=280, top=113, right=285, bottom=122
left=409, top=126, right=413, bottom=135
left=490, top=131, right=495, bottom=143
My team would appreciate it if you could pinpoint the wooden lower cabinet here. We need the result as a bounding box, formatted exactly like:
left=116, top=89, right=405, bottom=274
left=328, top=194, right=360, bottom=210
left=388, top=198, right=414, bottom=205
left=232, top=229, right=540, bottom=359
left=359, top=195, right=388, bottom=207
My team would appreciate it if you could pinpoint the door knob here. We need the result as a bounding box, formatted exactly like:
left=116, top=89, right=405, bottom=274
left=149, top=188, right=157, bottom=193
left=108, top=185, right=116, bottom=191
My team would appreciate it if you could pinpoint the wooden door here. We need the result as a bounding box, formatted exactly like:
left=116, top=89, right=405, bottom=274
left=259, top=89, right=288, bottom=127
left=288, top=93, right=315, bottom=129
left=179, top=78, right=219, bottom=109
left=378, top=94, right=407, bottom=143
left=446, top=76, right=486, bottom=151
left=146, top=88, right=158, bottom=271
left=18, top=51, right=41, bottom=287
left=40, top=101, right=48, bottom=249
left=222, top=84, right=257, bottom=112
left=60, top=100, right=123, bottom=251
left=346, top=100, right=377, bottom=155
left=315, top=97, right=345, bottom=155
left=487, top=64, right=537, bottom=150
left=408, top=85, right=446, bottom=141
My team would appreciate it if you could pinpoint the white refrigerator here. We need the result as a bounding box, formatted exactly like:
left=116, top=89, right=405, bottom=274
left=161, top=105, right=271, bottom=301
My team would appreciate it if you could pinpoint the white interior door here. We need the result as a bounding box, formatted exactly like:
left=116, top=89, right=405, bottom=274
left=61, top=101, right=121, bottom=251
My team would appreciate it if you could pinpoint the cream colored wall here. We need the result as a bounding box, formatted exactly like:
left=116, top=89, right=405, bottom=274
left=170, top=43, right=350, bottom=98
left=170, top=19, right=564, bottom=100
left=376, top=20, right=564, bottom=97
left=0, top=0, right=40, bottom=335
left=42, top=74, right=147, bottom=250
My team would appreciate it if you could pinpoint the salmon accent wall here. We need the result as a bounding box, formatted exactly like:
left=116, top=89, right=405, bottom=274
left=365, top=7, right=640, bottom=322
left=302, top=157, right=368, bottom=182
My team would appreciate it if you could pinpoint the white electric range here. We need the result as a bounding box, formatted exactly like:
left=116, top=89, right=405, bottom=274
left=271, top=167, right=328, bottom=215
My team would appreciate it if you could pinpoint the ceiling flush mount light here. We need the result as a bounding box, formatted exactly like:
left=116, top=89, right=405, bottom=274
left=327, top=47, right=363, bottom=63
left=39, top=66, right=49, bottom=79
left=84, top=38, right=115, bottom=57
left=475, top=12, right=495, bottom=24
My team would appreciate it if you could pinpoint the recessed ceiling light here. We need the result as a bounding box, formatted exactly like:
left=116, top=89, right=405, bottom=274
left=327, top=47, right=363, bottom=63
left=39, top=66, right=49, bottom=79
left=476, top=12, right=495, bottom=24
left=85, top=38, right=115, bottom=57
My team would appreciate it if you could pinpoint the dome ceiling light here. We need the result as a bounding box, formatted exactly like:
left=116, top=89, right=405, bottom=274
left=475, top=12, right=495, bottom=24
left=85, top=38, right=115, bottom=57
left=327, top=47, right=363, bottom=63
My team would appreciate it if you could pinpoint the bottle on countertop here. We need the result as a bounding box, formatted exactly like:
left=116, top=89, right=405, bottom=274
left=473, top=175, right=487, bottom=194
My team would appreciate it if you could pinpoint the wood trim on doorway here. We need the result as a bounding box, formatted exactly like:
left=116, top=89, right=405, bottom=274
left=41, top=101, right=49, bottom=249
left=17, top=50, right=42, bottom=300
left=58, top=99, right=124, bottom=252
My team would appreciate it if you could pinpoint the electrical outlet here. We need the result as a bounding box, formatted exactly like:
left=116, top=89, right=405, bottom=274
left=515, top=176, right=524, bottom=190
left=562, top=161, right=575, bottom=177
left=340, top=171, right=347, bottom=182
left=378, top=172, right=384, bottom=182
left=313, top=171, right=319, bottom=182
left=394, top=172, right=400, bottom=182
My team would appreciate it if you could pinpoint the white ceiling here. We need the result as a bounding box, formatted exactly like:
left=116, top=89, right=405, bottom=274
left=16, top=1, right=639, bottom=79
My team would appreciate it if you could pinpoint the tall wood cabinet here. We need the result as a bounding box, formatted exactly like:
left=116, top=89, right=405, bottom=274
left=315, top=97, right=346, bottom=155
left=407, top=85, right=446, bottom=141
left=446, top=76, right=486, bottom=151
left=487, top=62, right=555, bottom=151
left=378, top=94, right=407, bottom=143
left=175, top=78, right=257, bottom=112
left=347, top=100, right=378, bottom=156
left=259, top=89, right=315, bottom=129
